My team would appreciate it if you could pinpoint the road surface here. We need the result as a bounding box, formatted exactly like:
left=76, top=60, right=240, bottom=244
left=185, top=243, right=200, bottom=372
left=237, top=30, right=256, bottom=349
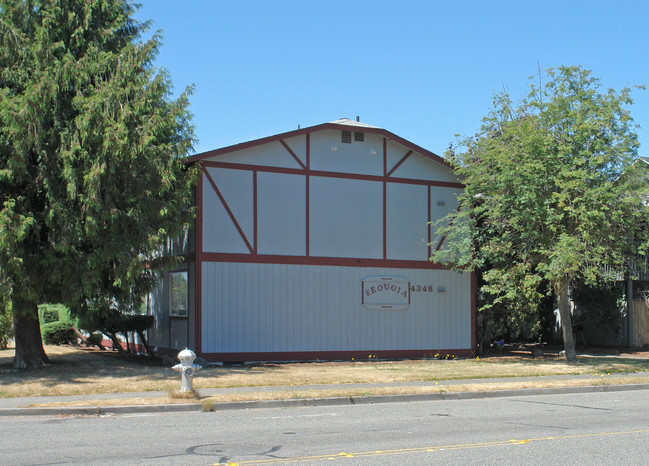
left=2, top=389, right=649, bottom=465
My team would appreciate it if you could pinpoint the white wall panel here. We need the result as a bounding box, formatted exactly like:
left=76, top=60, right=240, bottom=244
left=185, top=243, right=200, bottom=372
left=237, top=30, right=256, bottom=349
left=205, top=141, right=303, bottom=168
left=386, top=183, right=429, bottom=261
left=429, top=187, right=462, bottom=250
left=309, top=177, right=383, bottom=258
left=310, top=130, right=383, bottom=175
left=385, top=141, right=411, bottom=174
left=202, top=173, right=250, bottom=253
left=257, top=172, right=306, bottom=255
left=206, top=167, right=254, bottom=245
left=201, top=262, right=471, bottom=354
left=389, top=142, right=459, bottom=183
left=283, top=134, right=307, bottom=167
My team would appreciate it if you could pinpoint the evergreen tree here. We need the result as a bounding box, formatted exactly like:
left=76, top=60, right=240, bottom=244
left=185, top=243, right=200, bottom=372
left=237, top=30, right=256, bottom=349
left=0, top=0, right=197, bottom=368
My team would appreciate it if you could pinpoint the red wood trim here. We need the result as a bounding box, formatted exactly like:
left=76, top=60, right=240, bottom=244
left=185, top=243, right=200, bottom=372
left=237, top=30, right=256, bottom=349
left=195, top=173, right=203, bottom=353
left=280, top=139, right=307, bottom=170
left=386, top=150, right=412, bottom=177
left=202, top=160, right=305, bottom=175
left=200, top=160, right=464, bottom=188
left=253, top=170, right=258, bottom=254
left=198, top=348, right=475, bottom=363
left=198, top=252, right=451, bottom=270
left=203, top=167, right=255, bottom=254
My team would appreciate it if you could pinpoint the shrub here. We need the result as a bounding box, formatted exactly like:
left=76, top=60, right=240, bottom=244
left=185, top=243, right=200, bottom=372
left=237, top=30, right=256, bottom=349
left=39, top=305, right=60, bottom=324
left=39, top=304, right=74, bottom=325
left=42, top=321, right=77, bottom=345
left=0, top=303, right=12, bottom=350
left=0, top=277, right=13, bottom=349
left=85, top=332, right=104, bottom=347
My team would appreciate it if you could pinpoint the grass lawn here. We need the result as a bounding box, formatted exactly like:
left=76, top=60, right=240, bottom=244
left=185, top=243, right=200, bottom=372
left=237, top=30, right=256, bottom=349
left=2, top=344, right=649, bottom=407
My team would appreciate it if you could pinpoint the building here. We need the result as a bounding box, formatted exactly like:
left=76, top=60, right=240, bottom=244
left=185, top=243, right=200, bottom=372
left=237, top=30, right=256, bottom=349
left=148, top=118, right=475, bottom=361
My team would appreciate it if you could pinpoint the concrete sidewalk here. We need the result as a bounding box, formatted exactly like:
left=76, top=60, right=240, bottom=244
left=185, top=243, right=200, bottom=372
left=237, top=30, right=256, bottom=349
left=2, top=371, right=649, bottom=417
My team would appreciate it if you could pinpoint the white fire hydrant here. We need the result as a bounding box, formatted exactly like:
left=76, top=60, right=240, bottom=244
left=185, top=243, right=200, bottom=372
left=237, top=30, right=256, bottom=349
left=172, top=348, right=201, bottom=392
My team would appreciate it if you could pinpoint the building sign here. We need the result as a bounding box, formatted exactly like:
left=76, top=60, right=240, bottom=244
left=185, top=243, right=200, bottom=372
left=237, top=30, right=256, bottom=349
left=362, top=276, right=410, bottom=310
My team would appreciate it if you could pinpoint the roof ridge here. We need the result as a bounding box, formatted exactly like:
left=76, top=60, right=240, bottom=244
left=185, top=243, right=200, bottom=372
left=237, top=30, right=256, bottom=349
left=328, top=118, right=381, bottom=129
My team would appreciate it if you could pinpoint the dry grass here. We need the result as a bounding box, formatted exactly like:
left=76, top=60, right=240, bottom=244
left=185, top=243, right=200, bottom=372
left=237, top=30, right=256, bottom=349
left=30, top=375, right=649, bottom=408
left=2, top=344, right=649, bottom=402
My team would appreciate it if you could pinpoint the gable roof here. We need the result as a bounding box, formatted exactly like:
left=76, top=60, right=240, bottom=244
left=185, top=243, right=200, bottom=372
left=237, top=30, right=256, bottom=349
left=185, top=118, right=450, bottom=168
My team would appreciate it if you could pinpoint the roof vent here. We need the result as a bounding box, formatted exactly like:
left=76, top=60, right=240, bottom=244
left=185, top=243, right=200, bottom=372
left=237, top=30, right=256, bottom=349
left=341, top=131, right=352, bottom=144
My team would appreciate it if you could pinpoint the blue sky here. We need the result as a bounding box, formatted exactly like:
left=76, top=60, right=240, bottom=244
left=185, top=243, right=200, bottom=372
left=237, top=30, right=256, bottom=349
left=135, top=0, right=649, bottom=157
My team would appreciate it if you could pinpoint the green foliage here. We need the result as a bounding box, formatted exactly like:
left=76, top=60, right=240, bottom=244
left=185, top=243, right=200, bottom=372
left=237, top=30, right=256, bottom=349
left=0, top=0, right=197, bottom=365
left=82, top=311, right=154, bottom=335
left=0, top=302, right=12, bottom=350
left=0, top=272, right=13, bottom=349
left=434, top=66, right=646, bottom=356
left=79, top=309, right=153, bottom=353
left=41, top=321, right=76, bottom=345
left=38, top=304, right=73, bottom=324
left=39, top=307, right=59, bottom=325
left=85, top=332, right=104, bottom=347
left=572, top=280, right=625, bottom=334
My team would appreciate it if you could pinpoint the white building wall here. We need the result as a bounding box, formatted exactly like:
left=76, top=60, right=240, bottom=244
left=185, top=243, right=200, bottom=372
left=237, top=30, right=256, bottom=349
left=310, top=130, right=384, bottom=175
left=309, top=177, right=383, bottom=258
left=257, top=172, right=306, bottom=255
left=386, top=183, right=429, bottom=260
left=206, top=140, right=304, bottom=168
left=388, top=140, right=459, bottom=183
left=201, top=262, right=471, bottom=354
left=202, top=169, right=253, bottom=253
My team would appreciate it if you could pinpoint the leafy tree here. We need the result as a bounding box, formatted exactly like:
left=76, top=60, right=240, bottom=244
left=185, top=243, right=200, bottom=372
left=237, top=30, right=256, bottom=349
left=0, top=0, right=197, bottom=368
left=434, top=66, right=647, bottom=362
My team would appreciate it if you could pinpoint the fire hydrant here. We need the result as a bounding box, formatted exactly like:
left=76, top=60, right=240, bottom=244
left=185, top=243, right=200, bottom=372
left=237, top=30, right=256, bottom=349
left=172, top=348, right=201, bottom=392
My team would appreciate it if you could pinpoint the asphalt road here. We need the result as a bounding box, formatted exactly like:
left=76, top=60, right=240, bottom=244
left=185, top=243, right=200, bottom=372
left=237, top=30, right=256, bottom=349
left=3, top=389, right=649, bottom=465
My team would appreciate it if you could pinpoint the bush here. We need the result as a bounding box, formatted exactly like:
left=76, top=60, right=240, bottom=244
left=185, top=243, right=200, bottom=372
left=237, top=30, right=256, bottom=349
left=0, top=303, right=12, bottom=350
left=42, top=321, right=77, bottom=345
left=85, top=332, right=104, bottom=347
left=39, top=305, right=60, bottom=324
left=39, top=304, right=74, bottom=325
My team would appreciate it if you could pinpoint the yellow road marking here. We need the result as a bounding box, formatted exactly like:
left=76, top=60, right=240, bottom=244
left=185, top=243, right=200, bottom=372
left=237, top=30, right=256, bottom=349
left=214, top=428, right=649, bottom=465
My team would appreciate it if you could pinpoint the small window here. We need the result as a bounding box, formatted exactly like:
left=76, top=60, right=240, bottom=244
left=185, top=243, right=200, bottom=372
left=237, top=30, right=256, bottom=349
left=354, top=132, right=364, bottom=142
left=341, top=131, right=352, bottom=143
left=170, top=271, right=188, bottom=317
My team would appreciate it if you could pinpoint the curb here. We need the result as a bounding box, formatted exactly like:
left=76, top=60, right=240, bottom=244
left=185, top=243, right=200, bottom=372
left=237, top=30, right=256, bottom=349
left=2, top=382, right=649, bottom=417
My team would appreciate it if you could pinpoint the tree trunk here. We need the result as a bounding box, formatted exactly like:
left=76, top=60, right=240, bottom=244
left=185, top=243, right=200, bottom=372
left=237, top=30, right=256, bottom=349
left=136, top=329, right=156, bottom=358
left=12, top=298, right=49, bottom=369
left=553, top=279, right=577, bottom=362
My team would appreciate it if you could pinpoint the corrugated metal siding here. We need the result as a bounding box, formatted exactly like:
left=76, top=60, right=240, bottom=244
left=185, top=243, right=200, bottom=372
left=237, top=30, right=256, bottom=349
left=201, top=262, right=471, bottom=353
